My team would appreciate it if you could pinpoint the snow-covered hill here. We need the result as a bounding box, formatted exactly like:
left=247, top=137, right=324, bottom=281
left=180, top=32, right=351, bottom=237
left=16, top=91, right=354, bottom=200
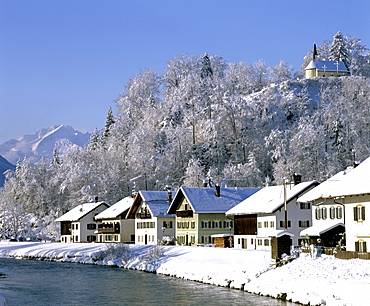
left=0, top=155, right=15, bottom=187
left=0, top=125, right=91, bottom=164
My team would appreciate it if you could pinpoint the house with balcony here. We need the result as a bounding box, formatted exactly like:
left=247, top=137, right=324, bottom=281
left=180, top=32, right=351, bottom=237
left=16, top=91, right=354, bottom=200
left=55, top=201, right=110, bottom=243
left=298, top=157, right=370, bottom=252
left=95, top=196, right=135, bottom=243
left=167, top=186, right=260, bottom=247
left=126, top=190, right=175, bottom=245
left=226, top=179, right=319, bottom=251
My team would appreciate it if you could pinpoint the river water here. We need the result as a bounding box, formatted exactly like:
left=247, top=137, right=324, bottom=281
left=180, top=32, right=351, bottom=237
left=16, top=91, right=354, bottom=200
left=0, top=258, right=294, bottom=306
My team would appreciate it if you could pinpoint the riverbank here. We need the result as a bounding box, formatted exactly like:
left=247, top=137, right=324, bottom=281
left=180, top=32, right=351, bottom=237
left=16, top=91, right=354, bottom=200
left=0, top=242, right=369, bottom=305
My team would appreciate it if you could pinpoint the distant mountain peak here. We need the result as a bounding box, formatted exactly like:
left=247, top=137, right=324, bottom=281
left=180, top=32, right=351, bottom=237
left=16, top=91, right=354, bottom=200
left=0, top=125, right=91, bottom=164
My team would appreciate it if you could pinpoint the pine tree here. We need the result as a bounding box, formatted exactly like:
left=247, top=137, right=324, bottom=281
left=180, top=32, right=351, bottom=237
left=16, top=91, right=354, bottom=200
left=329, top=31, right=350, bottom=69
left=103, top=107, right=115, bottom=139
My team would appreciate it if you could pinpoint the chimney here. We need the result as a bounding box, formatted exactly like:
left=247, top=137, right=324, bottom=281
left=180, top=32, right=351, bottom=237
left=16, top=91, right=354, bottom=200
left=167, top=190, right=172, bottom=202
left=202, top=179, right=209, bottom=187
left=293, top=173, right=302, bottom=185
left=215, top=184, right=221, bottom=197
left=165, top=185, right=172, bottom=201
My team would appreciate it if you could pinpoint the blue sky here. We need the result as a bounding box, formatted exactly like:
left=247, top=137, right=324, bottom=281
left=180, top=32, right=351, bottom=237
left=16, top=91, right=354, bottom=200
left=0, top=0, right=369, bottom=144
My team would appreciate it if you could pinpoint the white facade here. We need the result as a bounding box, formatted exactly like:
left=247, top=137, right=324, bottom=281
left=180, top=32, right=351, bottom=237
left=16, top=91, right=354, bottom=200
left=343, top=197, right=370, bottom=252
left=135, top=203, right=175, bottom=245
left=234, top=200, right=312, bottom=250
left=56, top=202, right=109, bottom=243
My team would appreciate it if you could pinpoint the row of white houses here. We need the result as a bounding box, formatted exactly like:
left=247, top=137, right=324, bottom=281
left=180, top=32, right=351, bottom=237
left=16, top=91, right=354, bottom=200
left=55, top=156, right=370, bottom=254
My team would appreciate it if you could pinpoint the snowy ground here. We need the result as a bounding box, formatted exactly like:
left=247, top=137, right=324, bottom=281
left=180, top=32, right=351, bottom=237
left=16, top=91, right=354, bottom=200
left=0, top=242, right=369, bottom=306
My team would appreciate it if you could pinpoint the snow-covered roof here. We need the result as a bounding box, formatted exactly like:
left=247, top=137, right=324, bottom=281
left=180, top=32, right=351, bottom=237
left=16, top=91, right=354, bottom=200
left=298, top=157, right=370, bottom=202
left=169, top=187, right=261, bottom=214
left=300, top=222, right=345, bottom=237
left=147, top=202, right=175, bottom=218
left=276, top=230, right=295, bottom=238
left=127, top=190, right=173, bottom=219
left=305, top=60, right=348, bottom=72
left=55, top=202, right=109, bottom=222
left=140, top=190, right=169, bottom=202
left=95, top=197, right=134, bottom=220
left=226, top=181, right=318, bottom=215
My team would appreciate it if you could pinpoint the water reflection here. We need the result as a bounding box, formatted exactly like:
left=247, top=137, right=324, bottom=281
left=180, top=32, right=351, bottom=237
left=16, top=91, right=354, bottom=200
left=0, top=258, right=294, bottom=305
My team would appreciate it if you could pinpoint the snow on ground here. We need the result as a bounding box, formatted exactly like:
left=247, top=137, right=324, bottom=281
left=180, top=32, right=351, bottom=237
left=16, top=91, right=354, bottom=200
left=0, top=242, right=370, bottom=306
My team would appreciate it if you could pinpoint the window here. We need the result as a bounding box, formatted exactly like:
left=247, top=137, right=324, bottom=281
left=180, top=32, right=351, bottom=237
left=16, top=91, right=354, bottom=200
left=75, top=235, right=78, bottom=242
left=251, top=238, right=254, bottom=245
left=257, top=222, right=262, bottom=228
left=202, top=221, right=209, bottom=228
left=354, top=205, right=366, bottom=222
left=162, top=221, right=172, bottom=228
left=191, top=221, right=195, bottom=229
left=264, top=239, right=269, bottom=246
left=270, top=221, right=275, bottom=228
left=355, top=240, right=367, bottom=252
left=224, top=221, right=233, bottom=229
left=336, top=206, right=343, bottom=219
left=299, top=220, right=310, bottom=228
left=300, top=202, right=311, bottom=209
left=177, top=222, right=182, bottom=228
left=322, top=207, right=327, bottom=219
left=264, top=221, right=269, bottom=228
left=330, top=207, right=335, bottom=219
left=87, top=223, right=96, bottom=230
left=279, top=220, right=291, bottom=228
left=315, top=208, right=321, bottom=220
left=87, top=235, right=96, bottom=242
left=257, top=239, right=262, bottom=246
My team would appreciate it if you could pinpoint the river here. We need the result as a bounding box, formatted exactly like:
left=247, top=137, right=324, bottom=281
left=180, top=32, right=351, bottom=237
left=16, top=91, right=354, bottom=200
left=0, top=258, right=294, bottom=305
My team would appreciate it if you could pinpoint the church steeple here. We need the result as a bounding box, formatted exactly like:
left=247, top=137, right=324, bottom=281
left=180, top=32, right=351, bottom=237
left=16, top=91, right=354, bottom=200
left=313, top=42, right=318, bottom=61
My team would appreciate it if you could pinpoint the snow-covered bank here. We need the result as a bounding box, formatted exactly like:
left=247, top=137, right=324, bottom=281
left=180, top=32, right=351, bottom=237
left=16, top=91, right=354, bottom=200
left=0, top=242, right=369, bottom=305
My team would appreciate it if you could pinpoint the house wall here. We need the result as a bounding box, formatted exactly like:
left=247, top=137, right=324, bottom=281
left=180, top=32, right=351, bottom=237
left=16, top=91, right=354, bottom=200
left=305, top=69, right=349, bottom=79
left=98, top=219, right=135, bottom=243
left=175, top=197, right=233, bottom=246
left=343, top=195, right=370, bottom=252
left=157, top=216, right=176, bottom=243
left=70, top=205, right=108, bottom=243
left=135, top=217, right=157, bottom=245
left=234, top=199, right=312, bottom=250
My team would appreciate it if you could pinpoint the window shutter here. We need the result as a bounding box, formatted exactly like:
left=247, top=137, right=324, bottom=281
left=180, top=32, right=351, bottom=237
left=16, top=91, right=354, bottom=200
left=355, top=241, right=360, bottom=252
left=354, top=207, right=358, bottom=221
left=208, top=221, right=212, bottom=228
left=361, top=206, right=366, bottom=221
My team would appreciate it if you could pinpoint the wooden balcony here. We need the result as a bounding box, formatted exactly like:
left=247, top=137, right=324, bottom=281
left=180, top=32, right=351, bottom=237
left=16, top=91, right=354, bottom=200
left=97, top=225, right=120, bottom=234
left=137, top=213, right=152, bottom=219
left=176, top=210, right=193, bottom=218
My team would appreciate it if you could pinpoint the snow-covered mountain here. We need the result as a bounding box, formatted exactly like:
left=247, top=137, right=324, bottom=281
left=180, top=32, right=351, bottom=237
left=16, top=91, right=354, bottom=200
left=0, top=125, right=91, bottom=164
left=0, top=155, right=15, bottom=187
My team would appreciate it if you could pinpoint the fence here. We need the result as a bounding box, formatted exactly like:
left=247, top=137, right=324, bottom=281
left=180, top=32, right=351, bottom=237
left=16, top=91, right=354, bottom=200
left=300, top=246, right=370, bottom=260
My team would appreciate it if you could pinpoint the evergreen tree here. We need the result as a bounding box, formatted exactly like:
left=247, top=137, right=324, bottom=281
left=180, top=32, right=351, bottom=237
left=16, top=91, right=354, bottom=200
left=329, top=31, right=350, bottom=69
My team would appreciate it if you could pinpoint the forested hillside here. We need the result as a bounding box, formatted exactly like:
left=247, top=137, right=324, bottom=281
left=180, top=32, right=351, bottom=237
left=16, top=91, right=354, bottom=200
left=1, top=32, right=370, bottom=239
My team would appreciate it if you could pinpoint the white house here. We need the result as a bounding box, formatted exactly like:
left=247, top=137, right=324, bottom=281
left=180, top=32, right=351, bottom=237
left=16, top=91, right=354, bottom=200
left=298, top=157, right=370, bottom=252
left=226, top=180, right=319, bottom=250
left=55, top=201, right=110, bottom=243
left=126, top=190, right=175, bottom=245
left=95, top=196, right=135, bottom=243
